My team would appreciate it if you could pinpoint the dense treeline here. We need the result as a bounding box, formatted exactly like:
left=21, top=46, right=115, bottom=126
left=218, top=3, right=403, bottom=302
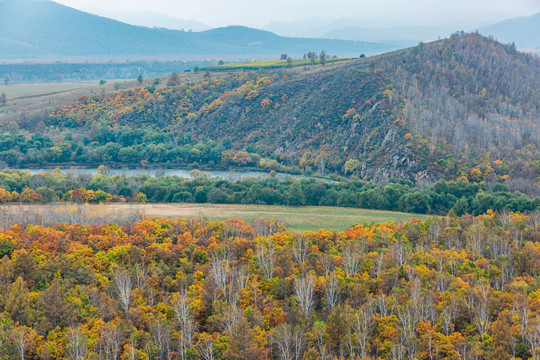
left=0, top=131, right=255, bottom=171
left=0, top=170, right=538, bottom=215
left=0, top=211, right=539, bottom=359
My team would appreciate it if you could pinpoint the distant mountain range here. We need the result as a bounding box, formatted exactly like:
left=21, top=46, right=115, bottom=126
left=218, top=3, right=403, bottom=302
left=263, top=14, right=540, bottom=50
left=88, top=10, right=211, bottom=32
left=0, top=0, right=388, bottom=59
left=477, top=12, right=540, bottom=50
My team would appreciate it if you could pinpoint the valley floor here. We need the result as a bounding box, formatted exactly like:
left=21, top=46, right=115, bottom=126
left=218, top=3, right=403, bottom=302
left=1, top=202, right=427, bottom=232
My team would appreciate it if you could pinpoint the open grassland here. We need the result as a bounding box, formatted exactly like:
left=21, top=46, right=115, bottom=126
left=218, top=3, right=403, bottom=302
left=0, top=203, right=427, bottom=232
left=140, top=204, right=426, bottom=232
left=116, top=203, right=426, bottom=232
left=203, top=57, right=353, bottom=71
left=0, top=81, right=104, bottom=99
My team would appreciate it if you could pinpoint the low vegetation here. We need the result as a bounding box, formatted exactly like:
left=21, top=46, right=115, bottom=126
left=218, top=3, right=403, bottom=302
left=202, top=57, right=351, bottom=71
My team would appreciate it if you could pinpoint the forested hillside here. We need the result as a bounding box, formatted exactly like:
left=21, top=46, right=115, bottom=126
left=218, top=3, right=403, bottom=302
left=0, top=211, right=539, bottom=359
left=6, top=33, right=539, bottom=194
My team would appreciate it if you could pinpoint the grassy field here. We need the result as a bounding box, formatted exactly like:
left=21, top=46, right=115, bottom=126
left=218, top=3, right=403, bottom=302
left=203, top=57, right=353, bottom=71
left=1, top=203, right=427, bottom=232
left=138, top=203, right=427, bottom=232
left=0, top=81, right=105, bottom=99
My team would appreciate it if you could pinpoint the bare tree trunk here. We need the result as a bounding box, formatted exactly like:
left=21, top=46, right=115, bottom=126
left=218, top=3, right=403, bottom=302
left=295, top=275, right=315, bottom=318
left=66, top=327, right=87, bottom=360
left=114, top=271, right=132, bottom=312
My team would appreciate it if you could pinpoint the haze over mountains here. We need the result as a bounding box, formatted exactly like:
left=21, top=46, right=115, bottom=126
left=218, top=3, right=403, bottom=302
left=476, top=12, right=540, bottom=50
left=0, top=0, right=386, bottom=59
left=89, top=10, right=211, bottom=32
left=263, top=13, right=540, bottom=50
left=1, top=0, right=538, bottom=61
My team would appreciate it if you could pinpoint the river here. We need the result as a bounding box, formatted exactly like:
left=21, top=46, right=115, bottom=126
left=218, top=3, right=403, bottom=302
left=21, top=167, right=318, bottom=182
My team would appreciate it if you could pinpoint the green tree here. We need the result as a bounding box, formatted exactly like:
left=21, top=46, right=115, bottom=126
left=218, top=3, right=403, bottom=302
left=0, top=92, right=6, bottom=106
left=320, top=50, right=327, bottom=66
left=40, top=277, right=71, bottom=329
left=287, top=57, right=293, bottom=68
left=5, top=276, right=30, bottom=324
left=13, top=250, right=36, bottom=283
left=137, top=73, right=143, bottom=85
left=287, top=182, right=305, bottom=206
left=167, top=72, right=180, bottom=87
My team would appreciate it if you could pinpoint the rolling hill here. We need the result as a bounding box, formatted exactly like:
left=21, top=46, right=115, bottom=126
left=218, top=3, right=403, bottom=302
left=0, top=0, right=387, bottom=59
left=5, top=33, right=540, bottom=195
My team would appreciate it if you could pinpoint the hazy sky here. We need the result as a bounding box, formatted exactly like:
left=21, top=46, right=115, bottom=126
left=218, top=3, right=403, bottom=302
left=53, top=0, right=540, bottom=28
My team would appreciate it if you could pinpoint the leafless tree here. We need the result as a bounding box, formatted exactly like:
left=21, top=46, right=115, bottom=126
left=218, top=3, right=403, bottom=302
left=292, top=236, right=310, bottom=265
left=473, top=283, right=491, bottom=339
left=209, top=248, right=231, bottom=300
left=524, top=317, right=540, bottom=360
left=320, top=253, right=334, bottom=276
left=440, top=309, right=454, bottom=336
left=223, top=304, right=243, bottom=335
left=354, top=304, right=373, bottom=357
left=391, top=340, right=406, bottom=360
left=324, top=273, right=340, bottom=309
left=175, top=292, right=196, bottom=360
left=313, top=322, right=328, bottom=360
left=390, top=241, right=409, bottom=267
left=341, top=241, right=363, bottom=275
left=150, top=319, right=172, bottom=360
left=197, top=335, right=216, bottom=360
left=66, top=327, right=87, bottom=360
left=270, top=323, right=305, bottom=360
left=295, top=275, right=315, bottom=318
left=375, top=293, right=393, bottom=317
left=430, top=218, right=442, bottom=243
left=134, top=261, right=148, bottom=289
left=114, top=271, right=132, bottom=312
left=11, top=327, right=27, bottom=360
left=257, top=241, right=275, bottom=279
left=100, top=323, right=123, bottom=360
left=397, top=305, right=417, bottom=358
left=252, top=217, right=280, bottom=238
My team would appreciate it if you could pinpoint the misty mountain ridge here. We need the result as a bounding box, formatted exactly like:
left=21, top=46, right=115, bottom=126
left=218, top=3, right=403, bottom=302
left=477, top=12, right=540, bottom=50
left=85, top=9, right=211, bottom=32
left=0, top=0, right=386, bottom=59
left=263, top=13, right=540, bottom=50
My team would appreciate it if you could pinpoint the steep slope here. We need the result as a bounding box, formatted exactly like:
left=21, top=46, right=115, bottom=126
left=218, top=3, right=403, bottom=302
left=41, top=33, right=540, bottom=191
left=0, top=0, right=385, bottom=58
left=381, top=32, right=540, bottom=192
left=477, top=12, right=540, bottom=50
